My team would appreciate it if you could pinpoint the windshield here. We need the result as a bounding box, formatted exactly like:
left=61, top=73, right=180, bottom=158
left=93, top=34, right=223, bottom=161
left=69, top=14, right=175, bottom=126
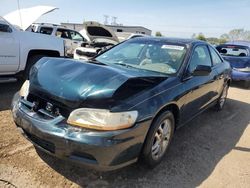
left=96, top=40, right=187, bottom=75
left=216, top=45, right=249, bottom=57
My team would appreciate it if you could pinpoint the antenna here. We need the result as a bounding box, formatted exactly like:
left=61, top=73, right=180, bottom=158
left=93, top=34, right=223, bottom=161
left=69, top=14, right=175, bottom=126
left=17, top=0, right=23, bottom=29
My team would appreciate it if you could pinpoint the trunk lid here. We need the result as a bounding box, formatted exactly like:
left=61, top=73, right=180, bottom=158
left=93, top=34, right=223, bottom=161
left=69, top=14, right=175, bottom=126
left=222, top=56, right=250, bottom=68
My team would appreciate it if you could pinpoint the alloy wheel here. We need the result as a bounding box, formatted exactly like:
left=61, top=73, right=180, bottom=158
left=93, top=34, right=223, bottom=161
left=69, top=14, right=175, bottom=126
left=151, top=119, right=172, bottom=160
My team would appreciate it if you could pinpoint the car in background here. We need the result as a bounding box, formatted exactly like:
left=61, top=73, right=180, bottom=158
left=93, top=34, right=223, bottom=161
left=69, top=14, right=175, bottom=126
left=28, top=23, right=86, bottom=57
left=74, top=21, right=119, bottom=60
left=12, top=37, right=231, bottom=170
left=216, top=41, right=250, bottom=88
left=0, top=17, right=64, bottom=82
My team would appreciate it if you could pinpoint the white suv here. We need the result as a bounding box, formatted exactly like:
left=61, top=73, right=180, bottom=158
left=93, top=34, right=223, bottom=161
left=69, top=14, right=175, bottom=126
left=28, top=23, right=86, bottom=57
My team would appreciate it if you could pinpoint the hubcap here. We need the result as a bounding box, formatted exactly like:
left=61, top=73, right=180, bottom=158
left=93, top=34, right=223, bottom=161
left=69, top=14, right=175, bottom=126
left=151, top=119, right=172, bottom=160
left=219, top=85, right=228, bottom=108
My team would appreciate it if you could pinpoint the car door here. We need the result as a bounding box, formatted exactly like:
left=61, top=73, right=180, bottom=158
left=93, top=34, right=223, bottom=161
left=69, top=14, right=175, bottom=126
left=209, top=46, right=226, bottom=97
left=181, top=44, right=218, bottom=121
left=0, top=20, right=19, bottom=73
left=69, top=30, right=85, bottom=53
left=55, top=28, right=72, bottom=56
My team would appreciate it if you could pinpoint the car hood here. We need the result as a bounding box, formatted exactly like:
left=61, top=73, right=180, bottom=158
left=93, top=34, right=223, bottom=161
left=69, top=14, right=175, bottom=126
left=222, top=56, right=250, bottom=68
left=79, top=21, right=119, bottom=43
left=4, top=6, right=58, bottom=30
left=29, top=58, right=166, bottom=109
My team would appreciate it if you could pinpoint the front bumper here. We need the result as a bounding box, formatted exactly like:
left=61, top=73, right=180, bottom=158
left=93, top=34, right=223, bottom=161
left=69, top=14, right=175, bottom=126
left=11, top=93, right=151, bottom=171
left=232, top=69, right=250, bottom=81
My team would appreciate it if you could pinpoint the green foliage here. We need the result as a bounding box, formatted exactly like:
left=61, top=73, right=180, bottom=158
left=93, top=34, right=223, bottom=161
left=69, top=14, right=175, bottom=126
left=155, top=31, right=163, bottom=37
left=191, top=29, right=250, bottom=45
left=227, top=29, right=250, bottom=41
left=196, top=33, right=206, bottom=41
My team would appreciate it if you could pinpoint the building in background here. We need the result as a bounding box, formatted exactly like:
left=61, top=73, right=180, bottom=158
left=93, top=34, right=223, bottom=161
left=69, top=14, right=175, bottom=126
left=61, top=22, right=152, bottom=41
left=105, top=25, right=151, bottom=35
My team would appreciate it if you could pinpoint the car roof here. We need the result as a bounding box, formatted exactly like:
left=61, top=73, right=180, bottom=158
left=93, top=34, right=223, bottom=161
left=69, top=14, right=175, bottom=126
left=224, top=41, right=250, bottom=47
left=129, top=36, right=205, bottom=46
left=33, top=23, right=67, bottom=29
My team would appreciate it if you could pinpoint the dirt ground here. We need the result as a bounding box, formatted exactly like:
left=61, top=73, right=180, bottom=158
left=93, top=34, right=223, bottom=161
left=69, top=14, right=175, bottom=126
left=0, top=81, right=249, bottom=188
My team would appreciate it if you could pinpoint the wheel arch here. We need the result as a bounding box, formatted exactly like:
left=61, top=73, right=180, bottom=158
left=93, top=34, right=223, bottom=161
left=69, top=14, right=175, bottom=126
left=151, top=103, right=180, bottom=132
left=25, top=49, right=60, bottom=69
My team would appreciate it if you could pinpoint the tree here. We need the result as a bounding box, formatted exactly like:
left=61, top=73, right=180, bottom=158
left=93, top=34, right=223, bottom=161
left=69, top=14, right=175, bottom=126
left=196, top=33, right=206, bottom=41
left=228, top=29, right=244, bottom=41
left=220, top=33, right=230, bottom=41
left=155, top=31, right=163, bottom=37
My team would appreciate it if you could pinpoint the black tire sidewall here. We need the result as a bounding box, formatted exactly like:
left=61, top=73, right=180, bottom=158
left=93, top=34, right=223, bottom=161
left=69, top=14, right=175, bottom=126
left=25, top=55, right=45, bottom=79
left=244, top=81, right=250, bottom=89
left=141, top=111, right=175, bottom=167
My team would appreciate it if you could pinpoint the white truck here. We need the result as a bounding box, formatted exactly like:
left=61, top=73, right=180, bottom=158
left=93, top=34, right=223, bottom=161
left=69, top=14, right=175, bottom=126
left=0, top=17, right=65, bottom=82
left=27, top=23, right=85, bottom=57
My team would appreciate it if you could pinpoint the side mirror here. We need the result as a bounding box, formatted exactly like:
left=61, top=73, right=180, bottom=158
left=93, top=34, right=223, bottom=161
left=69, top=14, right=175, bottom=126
left=0, top=24, right=12, bottom=33
left=192, top=65, right=212, bottom=76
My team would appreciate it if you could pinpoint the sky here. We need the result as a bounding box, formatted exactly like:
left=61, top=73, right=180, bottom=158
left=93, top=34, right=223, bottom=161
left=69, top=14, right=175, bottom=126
left=1, top=0, right=250, bottom=38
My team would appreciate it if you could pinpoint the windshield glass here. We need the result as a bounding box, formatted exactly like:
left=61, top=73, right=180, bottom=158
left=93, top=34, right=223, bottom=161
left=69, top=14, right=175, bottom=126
left=216, top=45, right=248, bottom=57
left=96, top=40, right=187, bottom=75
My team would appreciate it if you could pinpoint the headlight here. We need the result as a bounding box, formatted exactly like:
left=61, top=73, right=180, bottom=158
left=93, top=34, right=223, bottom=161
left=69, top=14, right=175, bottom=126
left=67, top=108, right=138, bottom=131
left=19, top=80, right=30, bottom=99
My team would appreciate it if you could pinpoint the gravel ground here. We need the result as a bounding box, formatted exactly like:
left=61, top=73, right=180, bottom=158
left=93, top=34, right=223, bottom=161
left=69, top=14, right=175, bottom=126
left=0, top=81, right=249, bottom=188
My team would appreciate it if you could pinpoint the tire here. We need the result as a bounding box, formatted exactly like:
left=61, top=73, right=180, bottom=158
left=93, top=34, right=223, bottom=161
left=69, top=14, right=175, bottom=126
left=244, top=80, right=250, bottom=89
left=215, top=84, right=229, bottom=111
left=141, top=111, right=175, bottom=168
left=25, top=55, right=45, bottom=79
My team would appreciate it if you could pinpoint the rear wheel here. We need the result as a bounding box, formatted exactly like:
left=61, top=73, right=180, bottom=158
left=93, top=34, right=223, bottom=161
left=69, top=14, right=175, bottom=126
left=215, top=84, right=229, bottom=111
left=25, top=55, right=45, bottom=79
left=141, top=111, right=175, bottom=168
left=244, top=80, right=250, bottom=89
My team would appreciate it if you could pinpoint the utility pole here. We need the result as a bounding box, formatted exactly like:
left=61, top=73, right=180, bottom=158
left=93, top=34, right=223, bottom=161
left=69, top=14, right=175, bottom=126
left=111, top=16, right=117, bottom=25
left=17, top=0, right=23, bottom=29
left=104, top=15, right=109, bottom=25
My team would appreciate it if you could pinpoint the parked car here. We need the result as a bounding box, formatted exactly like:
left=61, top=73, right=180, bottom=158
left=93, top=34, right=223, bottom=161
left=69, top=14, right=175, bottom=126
left=28, top=23, right=86, bottom=57
left=216, top=41, right=250, bottom=87
left=12, top=37, right=231, bottom=170
left=74, top=21, right=119, bottom=60
left=0, top=17, right=65, bottom=82
left=117, top=33, right=147, bottom=42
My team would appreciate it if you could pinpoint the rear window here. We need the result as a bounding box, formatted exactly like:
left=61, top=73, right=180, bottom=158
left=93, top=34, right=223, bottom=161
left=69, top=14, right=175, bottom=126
left=216, top=45, right=248, bottom=57
left=87, top=26, right=112, bottom=37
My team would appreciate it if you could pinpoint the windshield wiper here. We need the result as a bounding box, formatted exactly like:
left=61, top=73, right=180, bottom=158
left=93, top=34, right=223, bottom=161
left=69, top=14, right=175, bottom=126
left=113, top=62, right=136, bottom=69
left=89, top=58, right=107, bottom=65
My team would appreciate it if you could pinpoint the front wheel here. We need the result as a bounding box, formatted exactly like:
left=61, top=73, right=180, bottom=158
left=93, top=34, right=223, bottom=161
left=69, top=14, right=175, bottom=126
left=141, top=111, right=175, bottom=168
left=215, top=84, right=229, bottom=111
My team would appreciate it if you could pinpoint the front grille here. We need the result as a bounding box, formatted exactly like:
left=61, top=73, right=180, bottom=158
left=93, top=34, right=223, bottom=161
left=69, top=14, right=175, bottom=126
left=26, top=93, right=71, bottom=118
left=75, top=49, right=97, bottom=57
left=25, top=131, right=55, bottom=153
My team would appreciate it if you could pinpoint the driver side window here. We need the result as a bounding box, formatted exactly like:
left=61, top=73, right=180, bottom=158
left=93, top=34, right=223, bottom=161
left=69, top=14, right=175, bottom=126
left=0, top=23, right=12, bottom=33
left=189, top=45, right=212, bottom=73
